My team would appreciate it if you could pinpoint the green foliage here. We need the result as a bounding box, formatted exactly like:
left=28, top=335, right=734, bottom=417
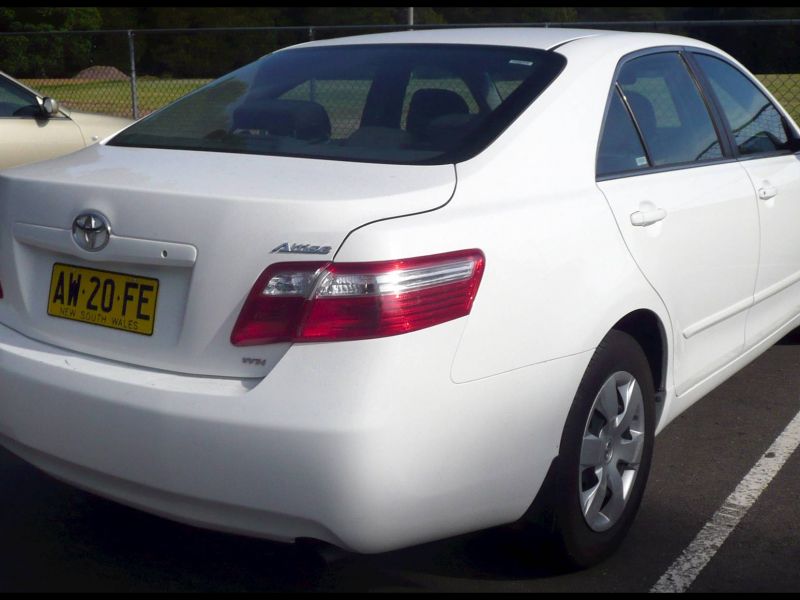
left=430, top=7, right=578, bottom=24
left=283, top=7, right=403, bottom=26
left=0, top=7, right=101, bottom=76
left=4, top=7, right=800, bottom=78
left=94, top=8, right=284, bottom=77
left=574, top=7, right=669, bottom=21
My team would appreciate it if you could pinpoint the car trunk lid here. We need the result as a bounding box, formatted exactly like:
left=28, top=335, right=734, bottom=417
left=0, top=144, right=456, bottom=377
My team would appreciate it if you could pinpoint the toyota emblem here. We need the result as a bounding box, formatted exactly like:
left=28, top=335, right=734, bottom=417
left=72, top=212, right=111, bottom=252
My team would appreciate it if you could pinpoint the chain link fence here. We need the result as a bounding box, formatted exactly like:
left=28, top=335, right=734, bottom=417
left=1, top=20, right=799, bottom=122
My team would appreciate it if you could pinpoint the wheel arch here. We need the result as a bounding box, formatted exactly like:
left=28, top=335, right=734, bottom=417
left=610, top=309, right=669, bottom=429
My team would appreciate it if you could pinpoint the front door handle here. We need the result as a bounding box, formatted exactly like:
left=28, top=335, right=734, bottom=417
left=630, top=208, right=667, bottom=227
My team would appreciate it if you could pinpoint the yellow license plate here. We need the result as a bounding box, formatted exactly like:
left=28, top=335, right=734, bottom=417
left=47, top=263, right=159, bottom=336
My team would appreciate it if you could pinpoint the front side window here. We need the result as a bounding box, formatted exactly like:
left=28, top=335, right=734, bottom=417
left=0, top=76, right=37, bottom=118
left=618, top=52, right=723, bottom=167
left=693, top=53, right=791, bottom=157
left=109, top=44, right=566, bottom=165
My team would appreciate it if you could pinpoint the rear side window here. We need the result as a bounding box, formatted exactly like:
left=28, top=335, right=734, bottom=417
left=597, top=90, right=650, bottom=176
left=618, top=53, right=723, bottom=167
left=693, top=54, right=791, bottom=157
left=109, top=44, right=566, bottom=165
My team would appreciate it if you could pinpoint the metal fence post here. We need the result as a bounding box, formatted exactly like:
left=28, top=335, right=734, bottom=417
left=127, top=30, right=139, bottom=120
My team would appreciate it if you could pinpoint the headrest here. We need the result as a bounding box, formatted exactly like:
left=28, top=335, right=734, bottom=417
left=406, top=89, right=470, bottom=136
left=233, top=99, right=331, bottom=141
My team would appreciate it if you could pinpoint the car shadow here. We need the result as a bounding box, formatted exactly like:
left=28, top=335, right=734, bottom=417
left=36, top=487, right=572, bottom=592
left=776, top=325, right=800, bottom=345
left=345, top=524, right=574, bottom=590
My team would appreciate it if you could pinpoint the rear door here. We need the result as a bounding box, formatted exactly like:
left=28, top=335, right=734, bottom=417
left=596, top=50, right=760, bottom=396
left=689, top=52, right=800, bottom=348
left=0, top=75, right=85, bottom=169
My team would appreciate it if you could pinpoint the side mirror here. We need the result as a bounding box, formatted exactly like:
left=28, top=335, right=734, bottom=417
left=40, top=97, right=59, bottom=118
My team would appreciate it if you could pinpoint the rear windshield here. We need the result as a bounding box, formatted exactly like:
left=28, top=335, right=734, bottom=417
left=108, top=44, right=565, bottom=165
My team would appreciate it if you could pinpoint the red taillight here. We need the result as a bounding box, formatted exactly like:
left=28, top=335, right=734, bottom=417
left=230, top=250, right=485, bottom=346
left=230, top=262, right=326, bottom=346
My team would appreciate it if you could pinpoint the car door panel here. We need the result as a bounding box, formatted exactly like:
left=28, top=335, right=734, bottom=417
left=688, top=52, right=800, bottom=349
left=599, top=164, right=760, bottom=395
left=740, top=154, right=800, bottom=345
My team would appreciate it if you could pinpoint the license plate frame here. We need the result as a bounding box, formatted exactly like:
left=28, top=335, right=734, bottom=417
left=47, top=263, right=160, bottom=336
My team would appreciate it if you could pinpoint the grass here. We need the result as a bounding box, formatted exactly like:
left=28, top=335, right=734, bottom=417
left=756, top=74, right=800, bottom=123
left=18, top=78, right=211, bottom=118
left=18, top=74, right=800, bottom=125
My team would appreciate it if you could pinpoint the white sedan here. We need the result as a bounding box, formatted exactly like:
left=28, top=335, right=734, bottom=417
left=1, top=28, right=798, bottom=567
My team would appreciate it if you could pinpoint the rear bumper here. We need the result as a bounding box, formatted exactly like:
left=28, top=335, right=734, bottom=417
left=0, top=321, right=592, bottom=553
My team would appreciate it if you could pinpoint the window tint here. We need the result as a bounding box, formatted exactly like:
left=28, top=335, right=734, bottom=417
left=597, top=90, right=650, bottom=176
left=618, top=53, right=723, bottom=167
left=0, top=76, right=37, bottom=117
left=694, top=54, right=790, bottom=156
left=109, top=44, right=566, bottom=165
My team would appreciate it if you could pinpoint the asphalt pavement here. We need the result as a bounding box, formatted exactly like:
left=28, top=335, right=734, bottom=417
left=2, top=332, right=800, bottom=592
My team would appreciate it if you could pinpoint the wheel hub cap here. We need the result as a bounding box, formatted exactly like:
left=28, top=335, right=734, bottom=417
left=578, top=371, right=646, bottom=532
left=604, top=440, right=613, bottom=463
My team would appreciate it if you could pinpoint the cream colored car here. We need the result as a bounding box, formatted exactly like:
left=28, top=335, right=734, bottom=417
left=0, top=71, right=131, bottom=170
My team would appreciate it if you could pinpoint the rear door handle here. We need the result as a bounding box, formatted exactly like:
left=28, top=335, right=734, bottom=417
left=758, top=184, right=778, bottom=200
left=630, top=208, right=667, bottom=227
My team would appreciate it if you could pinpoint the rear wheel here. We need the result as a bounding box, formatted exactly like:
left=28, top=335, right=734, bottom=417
left=528, top=330, right=656, bottom=568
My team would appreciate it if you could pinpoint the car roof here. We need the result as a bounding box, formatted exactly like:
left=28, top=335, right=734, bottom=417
left=289, top=27, right=704, bottom=53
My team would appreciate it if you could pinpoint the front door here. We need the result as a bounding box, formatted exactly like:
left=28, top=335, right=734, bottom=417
left=691, top=52, right=800, bottom=347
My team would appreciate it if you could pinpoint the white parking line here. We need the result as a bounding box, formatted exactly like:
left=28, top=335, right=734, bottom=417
left=651, top=407, right=800, bottom=593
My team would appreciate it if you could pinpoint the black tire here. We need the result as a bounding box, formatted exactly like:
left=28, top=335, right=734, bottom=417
left=525, top=329, right=656, bottom=569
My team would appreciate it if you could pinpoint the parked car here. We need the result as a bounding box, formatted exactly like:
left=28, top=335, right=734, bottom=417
left=1, top=28, right=798, bottom=567
left=0, top=70, right=131, bottom=169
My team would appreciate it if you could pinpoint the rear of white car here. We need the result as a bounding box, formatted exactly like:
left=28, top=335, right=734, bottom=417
left=0, top=32, right=595, bottom=553
left=0, top=139, right=583, bottom=550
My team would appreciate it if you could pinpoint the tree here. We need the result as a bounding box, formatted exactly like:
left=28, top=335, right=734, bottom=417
left=93, top=7, right=283, bottom=77
left=0, top=8, right=101, bottom=76
left=430, top=7, right=578, bottom=24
